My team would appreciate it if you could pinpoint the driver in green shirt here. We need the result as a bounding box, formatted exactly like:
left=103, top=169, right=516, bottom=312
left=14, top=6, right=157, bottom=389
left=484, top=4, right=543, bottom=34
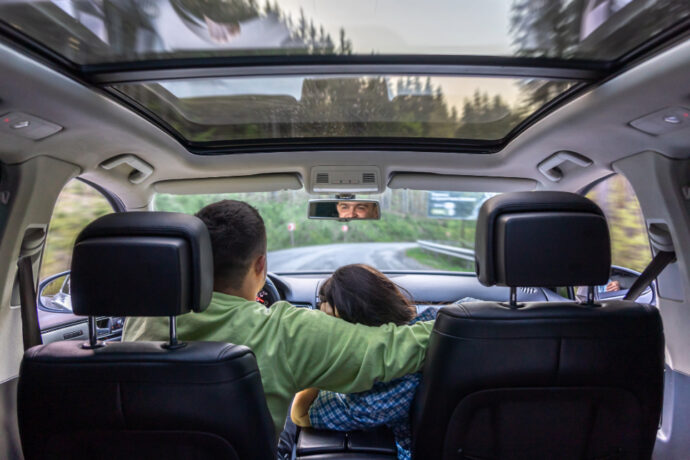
left=123, top=200, right=434, bottom=439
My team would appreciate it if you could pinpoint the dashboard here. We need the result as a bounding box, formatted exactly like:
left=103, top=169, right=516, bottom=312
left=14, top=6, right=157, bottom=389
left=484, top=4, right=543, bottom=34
left=264, top=271, right=569, bottom=309
left=39, top=268, right=653, bottom=352
left=45, top=270, right=652, bottom=346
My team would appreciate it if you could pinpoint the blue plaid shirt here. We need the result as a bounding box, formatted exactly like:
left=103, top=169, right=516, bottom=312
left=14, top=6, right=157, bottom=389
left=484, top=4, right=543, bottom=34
left=308, top=307, right=438, bottom=460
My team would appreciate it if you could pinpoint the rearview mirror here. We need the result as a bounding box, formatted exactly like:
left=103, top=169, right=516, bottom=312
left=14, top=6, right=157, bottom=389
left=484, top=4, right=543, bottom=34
left=308, top=199, right=380, bottom=221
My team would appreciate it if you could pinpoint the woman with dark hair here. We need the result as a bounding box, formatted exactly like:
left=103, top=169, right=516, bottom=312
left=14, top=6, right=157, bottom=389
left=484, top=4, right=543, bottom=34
left=317, top=264, right=417, bottom=327
left=290, top=264, right=437, bottom=460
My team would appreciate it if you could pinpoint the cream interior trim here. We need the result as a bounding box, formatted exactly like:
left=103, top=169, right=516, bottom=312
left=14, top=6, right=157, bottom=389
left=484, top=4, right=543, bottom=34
left=614, top=151, right=690, bottom=374
left=388, top=173, right=537, bottom=192
left=153, top=173, right=303, bottom=195
left=0, top=157, right=80, bottom=381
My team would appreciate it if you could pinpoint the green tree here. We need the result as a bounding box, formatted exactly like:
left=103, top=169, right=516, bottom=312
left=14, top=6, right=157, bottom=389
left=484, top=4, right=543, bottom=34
left=586, top=175, right=651, bottom=272
left=455, top=90, right=521, bottom=139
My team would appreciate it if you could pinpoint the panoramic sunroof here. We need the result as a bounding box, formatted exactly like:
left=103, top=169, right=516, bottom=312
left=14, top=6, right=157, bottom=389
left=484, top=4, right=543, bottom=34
left=1, top=0, right=688, bottom=65
left=113, top=75, right=576, bottom=143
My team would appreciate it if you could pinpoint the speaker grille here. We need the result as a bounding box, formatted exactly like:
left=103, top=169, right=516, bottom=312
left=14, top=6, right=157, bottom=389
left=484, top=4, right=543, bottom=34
left=362, top=173, right=376, bottom=183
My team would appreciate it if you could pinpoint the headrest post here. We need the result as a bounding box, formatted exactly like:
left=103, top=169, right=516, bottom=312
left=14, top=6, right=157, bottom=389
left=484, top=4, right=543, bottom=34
left=170, top=315, right=178, bottom=346
left=81, top=316, right=103, bottom=349
left=163, top=315, right=186, bottom=350
left=509, top=287, right=518, bottom=308
left=586, top=286, right=595, bottom=305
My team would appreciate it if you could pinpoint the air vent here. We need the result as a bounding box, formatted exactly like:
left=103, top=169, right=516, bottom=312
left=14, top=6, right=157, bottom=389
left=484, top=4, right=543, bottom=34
left=310, top=166, right=382, bottom=193
left=293, top=303, right=314, bottom=310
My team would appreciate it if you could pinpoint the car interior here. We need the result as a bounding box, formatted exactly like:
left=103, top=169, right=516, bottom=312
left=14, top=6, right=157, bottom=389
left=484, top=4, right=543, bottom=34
left=0, top=1, right=689, bottom=459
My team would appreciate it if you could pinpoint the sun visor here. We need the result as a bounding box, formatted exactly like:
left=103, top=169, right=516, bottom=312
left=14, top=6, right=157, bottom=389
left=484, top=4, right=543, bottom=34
left=153, top=173, right=303, bottom=195
left=388, top=173, right=537, bottom=192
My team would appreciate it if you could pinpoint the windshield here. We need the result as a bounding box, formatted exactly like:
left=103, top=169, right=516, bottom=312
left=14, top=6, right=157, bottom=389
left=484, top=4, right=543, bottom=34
left=154, top=189, right=496, bottom=272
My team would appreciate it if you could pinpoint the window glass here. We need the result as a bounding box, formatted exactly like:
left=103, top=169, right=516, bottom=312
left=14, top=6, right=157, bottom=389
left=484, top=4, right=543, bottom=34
left=114, top=75, right=576, bottom=143
left=154, top=189, right=498, bottom=273
left=1, top=0, right=688, bottom=64
left=586, top=174, right=651, bottom=273
left=40, top=180, right=114, bottom=281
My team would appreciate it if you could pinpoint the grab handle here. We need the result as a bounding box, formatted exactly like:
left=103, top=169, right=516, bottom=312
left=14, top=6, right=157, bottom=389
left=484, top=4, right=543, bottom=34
left=537, top=151, right=592, bottom=182
left=100, top=154, right=154, bottom=185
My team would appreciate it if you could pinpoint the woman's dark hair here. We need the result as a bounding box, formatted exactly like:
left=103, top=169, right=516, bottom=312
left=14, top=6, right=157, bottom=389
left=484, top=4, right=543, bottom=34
left=319, top=264, right=416, bottom=327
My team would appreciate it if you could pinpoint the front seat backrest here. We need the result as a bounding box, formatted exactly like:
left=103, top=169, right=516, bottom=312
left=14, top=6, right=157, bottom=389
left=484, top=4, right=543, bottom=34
left=18, top=212, right=275, bottom=460
left=412, top=191, right=664, bottom=460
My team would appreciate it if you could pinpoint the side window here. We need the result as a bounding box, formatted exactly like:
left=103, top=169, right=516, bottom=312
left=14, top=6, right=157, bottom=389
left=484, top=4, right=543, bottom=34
left=583, top=174, right=654, bottom=302
left=586, top=174, right=651, bottom=273
left=38, top=180, right=114, bottom=315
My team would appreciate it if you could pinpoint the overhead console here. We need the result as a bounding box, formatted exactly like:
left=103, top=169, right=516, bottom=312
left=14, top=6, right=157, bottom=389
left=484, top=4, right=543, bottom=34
left=309, top=166, right=383, bottom=194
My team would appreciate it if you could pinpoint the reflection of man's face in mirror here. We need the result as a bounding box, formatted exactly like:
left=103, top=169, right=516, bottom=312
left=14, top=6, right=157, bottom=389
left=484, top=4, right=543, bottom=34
left=337, top=202, right=377, bottom=219
left=203, top=15, right=241, bottom=43
left=171, top=0, right=258, bottom=44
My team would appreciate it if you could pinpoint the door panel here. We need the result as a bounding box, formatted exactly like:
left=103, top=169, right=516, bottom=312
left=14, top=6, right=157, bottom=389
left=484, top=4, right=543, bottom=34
left=40, top=315, right=125, bottom=345
left=654, top=367, right=690, bottom=458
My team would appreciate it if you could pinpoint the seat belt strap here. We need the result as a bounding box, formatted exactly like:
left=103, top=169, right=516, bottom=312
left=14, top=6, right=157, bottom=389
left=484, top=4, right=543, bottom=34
left=624, top=250, right=676, bottom=301
left=17, top=255, right=42, bottom=350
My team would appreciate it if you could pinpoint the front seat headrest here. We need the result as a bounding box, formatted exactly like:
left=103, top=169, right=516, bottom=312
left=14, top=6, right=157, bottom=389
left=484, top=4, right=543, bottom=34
left=475, top=191, right=611, bottom=287
left=71, top=212, right=213, bottom=317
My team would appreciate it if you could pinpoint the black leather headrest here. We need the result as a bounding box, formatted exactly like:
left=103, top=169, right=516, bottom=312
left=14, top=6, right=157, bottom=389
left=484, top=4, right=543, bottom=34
left=71, top=212, right=213, bottom=317
left=475, top=192, right=611, bottom=287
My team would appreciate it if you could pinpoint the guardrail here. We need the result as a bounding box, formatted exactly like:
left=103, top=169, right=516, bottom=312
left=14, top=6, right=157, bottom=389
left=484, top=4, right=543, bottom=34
left=416, top=240, right=475, bottom=261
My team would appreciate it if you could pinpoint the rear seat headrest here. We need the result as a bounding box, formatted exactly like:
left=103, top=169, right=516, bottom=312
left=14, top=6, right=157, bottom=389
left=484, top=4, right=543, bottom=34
left=475, top=191, right=611, bottom=288
left=71, top=212, right=213, bottom=317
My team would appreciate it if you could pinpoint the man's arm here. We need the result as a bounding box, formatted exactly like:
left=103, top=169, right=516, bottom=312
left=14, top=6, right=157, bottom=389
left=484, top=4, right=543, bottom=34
left=277, top=304, right=433, bottom=394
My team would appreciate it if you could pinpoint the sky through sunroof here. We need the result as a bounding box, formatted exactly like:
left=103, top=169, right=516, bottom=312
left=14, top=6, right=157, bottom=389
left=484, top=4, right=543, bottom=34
left=0, top=0, right=687, bottom=64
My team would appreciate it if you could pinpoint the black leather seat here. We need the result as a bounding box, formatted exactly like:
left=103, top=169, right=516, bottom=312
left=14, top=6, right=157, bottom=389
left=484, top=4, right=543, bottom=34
left=412, top=192, right=664, bottom=460
left=17, top=212, right=276, bottom=460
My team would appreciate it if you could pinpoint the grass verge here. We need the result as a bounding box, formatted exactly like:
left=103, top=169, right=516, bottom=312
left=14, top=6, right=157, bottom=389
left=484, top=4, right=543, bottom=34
left=405, top=247, right=474, bottom=272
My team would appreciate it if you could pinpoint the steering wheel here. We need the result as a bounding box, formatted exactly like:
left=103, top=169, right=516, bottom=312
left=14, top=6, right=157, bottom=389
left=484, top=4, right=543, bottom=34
left=256, top=275, right=281, bottom=307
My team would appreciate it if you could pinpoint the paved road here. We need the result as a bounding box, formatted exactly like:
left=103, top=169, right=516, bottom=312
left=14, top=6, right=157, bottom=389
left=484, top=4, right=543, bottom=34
left=267, top=242, right=428, bottom=272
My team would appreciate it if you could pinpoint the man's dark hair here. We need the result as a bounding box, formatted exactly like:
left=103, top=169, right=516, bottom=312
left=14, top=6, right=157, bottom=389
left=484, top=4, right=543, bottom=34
left=195, top=200, right=267, bottom=291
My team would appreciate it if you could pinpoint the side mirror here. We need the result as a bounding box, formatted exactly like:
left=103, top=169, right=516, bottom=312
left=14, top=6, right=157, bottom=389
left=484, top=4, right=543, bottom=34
left=308, top=199, right=380, bottom=221
left=576, top=265, right=656, bottom=306
left=38, top=271, right=72, bottom=313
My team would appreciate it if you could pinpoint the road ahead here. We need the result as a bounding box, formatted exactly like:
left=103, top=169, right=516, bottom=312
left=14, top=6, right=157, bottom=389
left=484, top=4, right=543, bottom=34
left=267, top=242, right=427, bottom=272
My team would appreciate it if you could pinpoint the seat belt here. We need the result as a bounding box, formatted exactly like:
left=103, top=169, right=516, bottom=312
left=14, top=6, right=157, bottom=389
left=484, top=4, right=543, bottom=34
left=17, top=255, right=42, bottom=350
left=624, top=250, right=676, bottom=302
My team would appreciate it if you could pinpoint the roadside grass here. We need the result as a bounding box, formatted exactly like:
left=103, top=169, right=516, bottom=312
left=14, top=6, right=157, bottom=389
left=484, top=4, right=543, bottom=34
left=405, top=247, right=474, bottom=273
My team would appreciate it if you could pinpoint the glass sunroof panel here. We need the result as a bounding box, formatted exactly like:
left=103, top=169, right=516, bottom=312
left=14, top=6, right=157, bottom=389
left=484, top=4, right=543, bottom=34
left=0, top=0, right=688, bottom=65
left=113, top=75, right=576, bottom=142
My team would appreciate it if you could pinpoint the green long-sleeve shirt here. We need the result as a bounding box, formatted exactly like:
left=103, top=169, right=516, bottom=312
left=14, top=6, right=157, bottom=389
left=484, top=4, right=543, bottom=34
left=122, top=292, right=434, bottom=436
